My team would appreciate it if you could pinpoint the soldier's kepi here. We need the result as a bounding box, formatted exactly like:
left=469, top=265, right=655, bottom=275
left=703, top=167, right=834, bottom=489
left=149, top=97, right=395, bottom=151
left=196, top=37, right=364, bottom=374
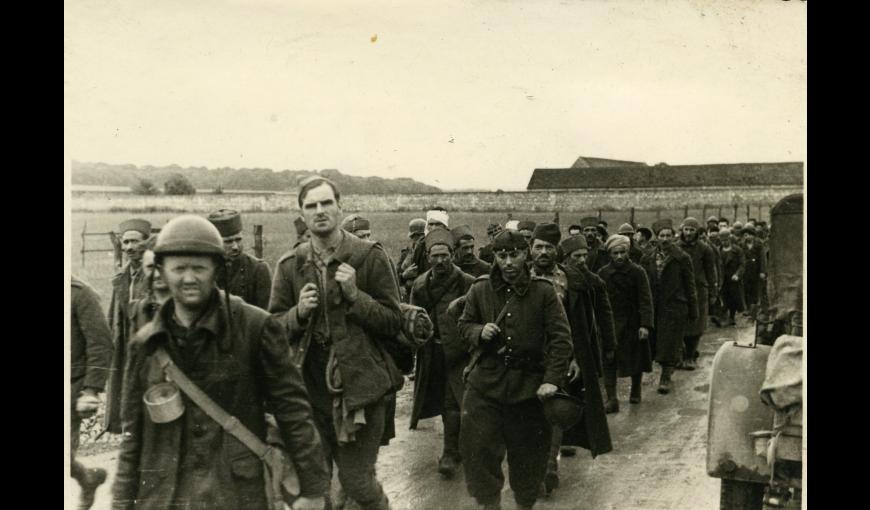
left=207, top=209, right=273, bottom=310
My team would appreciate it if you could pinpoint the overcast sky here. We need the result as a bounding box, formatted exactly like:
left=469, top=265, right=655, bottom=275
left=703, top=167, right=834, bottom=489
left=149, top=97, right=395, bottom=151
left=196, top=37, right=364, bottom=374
left=64, top=0, right=806, bottom=191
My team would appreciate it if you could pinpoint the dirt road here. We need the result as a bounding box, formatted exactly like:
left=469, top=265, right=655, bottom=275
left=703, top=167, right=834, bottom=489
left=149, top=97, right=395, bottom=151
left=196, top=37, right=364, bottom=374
left=68, top=324, right=745, bottom=510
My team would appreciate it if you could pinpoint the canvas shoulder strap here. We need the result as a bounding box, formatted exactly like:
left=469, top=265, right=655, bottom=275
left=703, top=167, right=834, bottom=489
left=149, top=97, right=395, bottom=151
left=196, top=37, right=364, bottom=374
left=153, top=347, right=270, bottom=459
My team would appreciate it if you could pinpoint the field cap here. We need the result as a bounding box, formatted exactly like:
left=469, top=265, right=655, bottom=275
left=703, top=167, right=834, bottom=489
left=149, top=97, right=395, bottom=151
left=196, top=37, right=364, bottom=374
left=504, top=220, right=520, bottom=231
left=652, top=219, right=674, bottom=235
left=579, top=216, right=598, bottom=228
left=451, top=225, right=474, bottom=245
left=517, top=220, right=536, bottom=232
left=706, top=215, right=719, bottom=224
left=560, top=235, right=588, bottom=255
left=425, top=229, right=454, bottom=252
left=532, top=223, right=561, bottom=246
left=617, top=223, right=635, bottom=235
left=119, top=218, right=152, bottom=238
left=492, top=230, right=529, bottom=251
left=207, top=209, right=243, bottom=237
left=681, top=217, right=700, bottom=229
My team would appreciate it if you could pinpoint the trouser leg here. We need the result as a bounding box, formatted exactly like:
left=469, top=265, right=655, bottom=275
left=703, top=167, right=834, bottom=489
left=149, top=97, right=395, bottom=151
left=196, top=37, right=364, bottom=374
left=630, top=373, right=643, bottom=403
left=505, top=398, right=552, bottom=509
left=460, top=387, right=506, bottom=506
left=442, top=377, right=462, bottom=461
left=603, top=366, right=619, bottom=413
left=334, top=398, right=390, bottom=510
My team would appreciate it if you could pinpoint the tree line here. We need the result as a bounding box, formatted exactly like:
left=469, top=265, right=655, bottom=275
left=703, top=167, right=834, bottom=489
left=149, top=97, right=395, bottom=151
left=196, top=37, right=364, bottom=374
left=71, top=161, right=443, bottom=195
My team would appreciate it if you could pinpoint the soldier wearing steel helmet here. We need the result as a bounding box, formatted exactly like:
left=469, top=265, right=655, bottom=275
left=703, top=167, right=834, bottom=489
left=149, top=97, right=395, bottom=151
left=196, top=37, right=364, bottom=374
left=112, top=215, right=329, bottom=510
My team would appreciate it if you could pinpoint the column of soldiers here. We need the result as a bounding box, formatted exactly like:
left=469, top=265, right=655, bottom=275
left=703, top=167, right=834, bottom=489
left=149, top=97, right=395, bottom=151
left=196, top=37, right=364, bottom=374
left=70, top=183, right=768, bottom=509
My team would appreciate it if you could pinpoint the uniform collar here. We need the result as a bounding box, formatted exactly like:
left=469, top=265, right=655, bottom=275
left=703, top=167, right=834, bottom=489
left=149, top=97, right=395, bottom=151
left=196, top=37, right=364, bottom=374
left=490, top=265, right=531, bottom=296
left=150, top=289, right=225, bottom=340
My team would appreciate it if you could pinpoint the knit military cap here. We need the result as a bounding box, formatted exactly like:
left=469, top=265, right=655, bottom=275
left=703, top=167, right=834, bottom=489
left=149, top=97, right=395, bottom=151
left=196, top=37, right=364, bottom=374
left=517, top=220, right=537, bottom=232
left=492, top=230, right=529, bottom=251
left=425, top=229, right=455, bottom=252
left=707, top=216, right=720, bottom=224
left=617, top=223, right=635, bottom=235
left=408, top=218, right=427, bottom=237
left=342, top=215, right=370, bottom=233
left=652, top=219, right=674, bottom=235
left=596, top=225, right=609, bottom=238
left=742, top=224, right=757, bottom=235
left=559, top=235, right=588, bottom=255
left=293, top=216, right=308, bottom=235
left=579, top=216, right=598, bottom=228
left=451, top=224, right=475, bottom=245
left=532, top=222, right=561, bottom=246
left=681, top=217, right=701, bottom=229
left=119, top=218, right=152, bottom=238
left=207, top=209, right=243, bottom=237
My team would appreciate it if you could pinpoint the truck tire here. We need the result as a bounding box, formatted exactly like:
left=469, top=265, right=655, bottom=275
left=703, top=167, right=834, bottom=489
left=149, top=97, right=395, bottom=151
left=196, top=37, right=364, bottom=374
left=720, top=479, right=764, bottom=510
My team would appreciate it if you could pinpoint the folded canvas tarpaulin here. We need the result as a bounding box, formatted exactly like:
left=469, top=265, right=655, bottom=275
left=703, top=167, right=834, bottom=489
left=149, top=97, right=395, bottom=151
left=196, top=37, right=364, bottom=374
left=760, top=335, right=804, bottom=412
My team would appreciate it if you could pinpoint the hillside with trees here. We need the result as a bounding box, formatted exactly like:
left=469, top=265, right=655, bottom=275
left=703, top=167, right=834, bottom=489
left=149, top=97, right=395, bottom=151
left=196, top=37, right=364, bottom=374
left=71, top=161, right=443, bottom=194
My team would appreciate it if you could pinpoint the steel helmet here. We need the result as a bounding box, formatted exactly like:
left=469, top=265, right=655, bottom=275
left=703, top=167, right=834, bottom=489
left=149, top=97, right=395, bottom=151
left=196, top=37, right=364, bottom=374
left=154, top=215, right=225, bottom=258
left=542, top=391, right=584, bottom=429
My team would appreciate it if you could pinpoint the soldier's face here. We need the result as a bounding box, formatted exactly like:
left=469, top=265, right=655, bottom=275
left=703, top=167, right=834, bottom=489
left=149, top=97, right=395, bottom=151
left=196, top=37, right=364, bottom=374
left=355, top=230, right=372, bottom=240
left=609, top=245, right=629, bottom=265
left=530, top=239, right=557, bottom=269
left=657, top=229, right=675, bottom=249
left=121, top=231, right=147, bottom=263
left=161, top=255, right=217, bottom=310
left=222, top=234, right=244, bottom=260
left=708, top=233, right=720, bottom=246
left=143, top=250, right=169, bottom=292
left=682, top=226, right=697, bottom=241
left=519, top=230, right=533, bottom=245
left=428, top=244, right=453, bottom=278
left=566, top=248, right=589, bottom=270
left=300, top=183, right=342, bottom=237
left=494, top=248, right=528, bottom=283
left=719, top=221, right=729, bottom=230
left=583, top=226, right=597, bottom=244
left=457, top=238, right=476, bottom=263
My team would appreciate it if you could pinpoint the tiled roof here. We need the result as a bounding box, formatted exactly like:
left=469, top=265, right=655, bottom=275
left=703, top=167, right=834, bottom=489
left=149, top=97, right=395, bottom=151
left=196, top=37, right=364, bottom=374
left=527, top=162, right=804, bottom=190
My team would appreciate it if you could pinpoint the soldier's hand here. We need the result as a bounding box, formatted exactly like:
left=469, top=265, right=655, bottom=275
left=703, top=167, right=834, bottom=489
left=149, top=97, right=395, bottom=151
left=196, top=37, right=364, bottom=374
left=731, top=274, right=740, bottom=282
left=759, top=272, right=767, bottom=280
left=76, top=389, right=100, bottom=419
left=638, top=327, right=650, bottom=341
left=291, top=496, right=325, bottom=510
left=335, top=263, right=359, bottom=302
left=480, top=323, right=501, bottom=342
left=567, top=359, right=581, bottom=382
left=402, top=264, right=419, bottom=281
left=297, top=283, right=319, bottom=320
left=536, top=383, right=558, bottom=400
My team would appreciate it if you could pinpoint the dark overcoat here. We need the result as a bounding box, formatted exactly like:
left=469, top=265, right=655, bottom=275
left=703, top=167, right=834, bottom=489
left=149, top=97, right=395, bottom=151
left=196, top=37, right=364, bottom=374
left=220, top=253, right=272, bottom=310
left=112, top=292, right=330, bottom=510
left=742, top=242, right=767, bottom=307
left=640, top=247, right=698, bottom=366
left=598, top=261, right=654, bottom=377
left=719, top=245, right=746, bottom=312
left=678, top=237, right=717, bottom=336
left=71, top=276, right=113, bottom=393
left=105, top=263, right=149, bottom=433
left=558, top=265, right=615, bottom=457
left=408, top=266, right=475, bottom=428
left=458, top=256, right=492, bottom=278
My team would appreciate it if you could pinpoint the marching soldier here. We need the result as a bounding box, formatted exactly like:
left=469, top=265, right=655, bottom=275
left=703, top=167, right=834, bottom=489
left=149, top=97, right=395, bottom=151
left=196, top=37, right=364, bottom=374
left=458, top=230, right=573, bottom=510
left=398, top=218, right=427, bottom=301
left=516, top=220, right=537, bottom=246
left=452, top=224, right=492, bottom=277
left=676, top=218, right=717, bottom=370
left=579, top=216, right=610, bottom=272
left=112, top=215, right=329, bottom=510
left=207, top=209, right=273, bottom=310
left=409, top=229, right=476, bottom=478
left=105, top=218, right=152, bottom=434
left=478, top=223, right=502, bottom=264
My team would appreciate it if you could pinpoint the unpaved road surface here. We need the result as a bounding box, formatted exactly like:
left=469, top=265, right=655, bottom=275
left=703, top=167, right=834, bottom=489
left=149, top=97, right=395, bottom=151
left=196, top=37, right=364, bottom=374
left=68, top=324, right=747, bottom=509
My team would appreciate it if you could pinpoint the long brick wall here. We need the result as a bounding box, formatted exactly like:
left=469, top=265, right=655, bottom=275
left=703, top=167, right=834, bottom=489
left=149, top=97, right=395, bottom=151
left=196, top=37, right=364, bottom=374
left=70, top=185, right=803, bottom=213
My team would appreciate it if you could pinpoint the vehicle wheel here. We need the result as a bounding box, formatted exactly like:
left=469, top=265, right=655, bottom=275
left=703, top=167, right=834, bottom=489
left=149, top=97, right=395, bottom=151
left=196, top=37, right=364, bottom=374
left=720, top=479, right=765, bottom=510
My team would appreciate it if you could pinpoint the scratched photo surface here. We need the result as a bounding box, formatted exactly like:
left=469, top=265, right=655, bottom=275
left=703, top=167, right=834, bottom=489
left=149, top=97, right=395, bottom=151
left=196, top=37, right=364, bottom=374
left=65, top=1, right=806, bottom=509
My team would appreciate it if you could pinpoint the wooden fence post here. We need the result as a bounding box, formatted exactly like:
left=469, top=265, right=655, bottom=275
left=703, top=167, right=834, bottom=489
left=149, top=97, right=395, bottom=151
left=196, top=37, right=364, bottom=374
left=746, top=204, right=751, bottom=221
left=254, top=225, right=264, bottom=259
left=656, top=209, right=662, bottom=220
left=702, top=205, right=707, bottom=222
left=597, top=209, right=602, bottom=221
left=733, top=204, right=739, bottom=222
left=629, top=207, right=635, bottom=226
left=718, top=206, right=723, bottom=220
left=683, top=205, right=689, bottom=219
left=81, top=222, right=87, bottom=267
left=109, top=231, right=122, bottom=269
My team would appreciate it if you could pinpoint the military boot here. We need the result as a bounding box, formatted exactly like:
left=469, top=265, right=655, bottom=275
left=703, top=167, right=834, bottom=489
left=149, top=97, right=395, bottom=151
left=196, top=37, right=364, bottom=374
left=603, top=369, right=619, bottom=414
left=657, top=367, right=674, bottom=394
left=629, top=373, right=643, bottom=404
left=75, top=465, right=107, bottom=510
left=438, top=410, right=462, bottom=478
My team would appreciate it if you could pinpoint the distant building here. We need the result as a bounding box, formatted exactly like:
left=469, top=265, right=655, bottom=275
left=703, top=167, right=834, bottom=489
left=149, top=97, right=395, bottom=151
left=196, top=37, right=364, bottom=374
left=527, top=157, right=803, bottom=191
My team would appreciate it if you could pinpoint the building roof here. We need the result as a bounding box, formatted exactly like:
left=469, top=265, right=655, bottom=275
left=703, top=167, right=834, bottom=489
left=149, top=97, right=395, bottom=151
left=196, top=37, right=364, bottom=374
left=527, top=162, right=804, bottom=190
left=571, top=156, right=647, bottom=168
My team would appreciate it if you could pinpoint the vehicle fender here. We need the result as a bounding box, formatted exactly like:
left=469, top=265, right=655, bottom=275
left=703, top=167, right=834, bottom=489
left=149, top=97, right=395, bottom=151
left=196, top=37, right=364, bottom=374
left=706, top=339, right=774, bottom=483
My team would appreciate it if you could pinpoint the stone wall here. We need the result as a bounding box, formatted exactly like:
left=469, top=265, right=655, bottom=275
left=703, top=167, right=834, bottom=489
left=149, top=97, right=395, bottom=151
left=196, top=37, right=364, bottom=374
left=70, top=185, right=803, bottom=213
